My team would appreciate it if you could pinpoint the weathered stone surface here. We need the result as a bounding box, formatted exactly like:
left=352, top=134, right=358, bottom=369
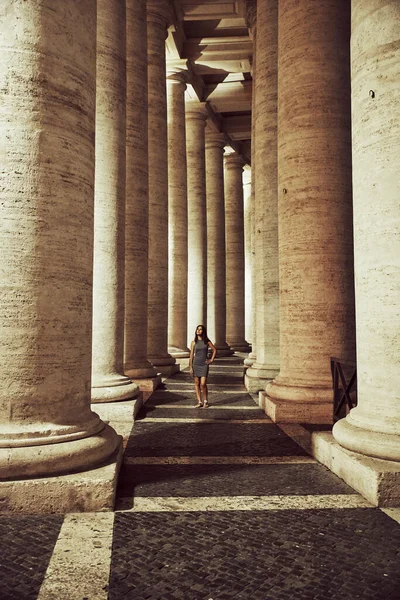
left=0, top=0, right=120, bottom=481
left=266, top=0, right=355, bottom=417
left=205, top=133, right=232, bottom=356
left=224, top=152, right=250, bottom=352
left=333, top=0, right=400, bottom=463
left=186, top=102, right=208, bottom=343
left=124, top=0, right=158, bottom=381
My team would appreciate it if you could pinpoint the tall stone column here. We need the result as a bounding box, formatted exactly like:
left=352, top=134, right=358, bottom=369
left=244, top=0, right=257, bottom=368
left=205, top=133, right=232, bottom=355
left=146, top=0, right=177, bottom=375
left=186, top=102, right=208, bottom=342
left=265, top=0, right=355, bottom=423
left=92, top=0, right=139, bottom=404
left=243, top=167, right=253, bottom=346
left=124, top=0, right=159, bottom=386
left=224, top=153, right=250, bottom=352
left=167, top=64, right=190, bottom=358
left=0, top=0, right=120, bottom=483
left=245, top=0, right=280, bottom=391
left=333, top=0, right=400, bottom=469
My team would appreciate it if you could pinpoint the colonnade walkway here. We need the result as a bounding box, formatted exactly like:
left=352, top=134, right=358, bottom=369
left=1, top=357, right=400, bottom=599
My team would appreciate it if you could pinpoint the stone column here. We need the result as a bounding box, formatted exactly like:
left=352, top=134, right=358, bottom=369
left=186, top=102, right=208, bottom=342
left=167, top=64, right=190, bottom=358
left=124, top=0, right=159, bottom=386
left=244, top=0, right=257, bottom=368
left=265, top=0, right=355, bottom=423
left=243, top=167, right=253, bottom=346
left=245, top=0, right=280, bottom=391
left=205, top=133, right=232, bottom=355
left=0, top=0, right=120, bottom=482
left=92, top=0, right=139, bottom=405
left=224, top=153, right=251, bottom=352
left=333, top=0, right=400, bottom=467
left=146, top=0, right=177, bottom=375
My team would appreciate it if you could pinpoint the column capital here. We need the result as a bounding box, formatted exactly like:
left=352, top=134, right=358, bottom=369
left=147, top=0, right=173, bottom=32
left=185, top=101, right=208, bottom=121
left=245, top=0, right=257, bottom=34
left=167, top=59, right=192, bottom=85
left=224, top=152, right=246, bottom=170
left=205, top=132, right=228, bottom=150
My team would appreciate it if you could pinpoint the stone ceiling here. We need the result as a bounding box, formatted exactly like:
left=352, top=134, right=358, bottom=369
left=167, top=0, right=253, bottom=163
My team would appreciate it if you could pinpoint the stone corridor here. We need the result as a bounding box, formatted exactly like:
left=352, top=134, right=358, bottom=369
left=1, top=357, right=399, bottom=599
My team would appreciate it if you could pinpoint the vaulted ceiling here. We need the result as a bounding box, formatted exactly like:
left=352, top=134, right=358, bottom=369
left=166, top=0, right=253, bottom=163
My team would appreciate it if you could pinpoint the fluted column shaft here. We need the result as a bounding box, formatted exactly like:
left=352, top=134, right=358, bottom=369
left=167, top=71, right=189, bottom=356
left=146, top=0, right=176, bottom=374
left=124, top=0, right=157, bottom=380
left=243, top=167, right=253, bottom=345
left=186, top=102, right=208, bottom=342
left=266, top=0, right=355, bottom=422
left=92, top=0, right=139, bottom=402
left=333, top=0, right=400, bottom=461
left=224, top=153, right=250, bottom=351
left=0, top=0, right=120, bottom=479
left=245, top=0, right=279, bottom=391
left=205, top=133, right=231, bottom=355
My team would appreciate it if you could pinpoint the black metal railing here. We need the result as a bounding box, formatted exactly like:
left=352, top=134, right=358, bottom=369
left=330, top=357, right=357, bottom=423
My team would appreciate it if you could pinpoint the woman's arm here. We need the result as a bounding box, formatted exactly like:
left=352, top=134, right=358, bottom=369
left=206, top=340, right=217, bottom=364
left=189, top=341, right=194, bottom=373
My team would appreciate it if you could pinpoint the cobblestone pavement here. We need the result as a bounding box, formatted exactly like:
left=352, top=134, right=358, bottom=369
left=0, top=357, right=399, bottom=599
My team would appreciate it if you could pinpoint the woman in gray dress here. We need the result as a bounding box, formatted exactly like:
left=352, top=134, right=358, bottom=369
left=189, top=324, right=217, bottom=408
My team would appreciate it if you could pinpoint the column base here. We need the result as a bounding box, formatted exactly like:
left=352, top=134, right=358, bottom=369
left=260, top=391, right=333, bottom=424
left=93, top=392, right=143, bottom=423
left=0, top=441, right=123, bottom=514
left=243, top=352, right=256, bottom=367
left=245, top=363, right=278, bottom=392
left=312, top=431, right=400, bottom=507
left=125, top=360, right=159, bottom=379
left=168, top=346, right=190, bottom=359
left=0, top=423, right=121, bottom=480
left=227, top=338, right=251, bottom=352
left=130, top=375, right=162, bottom=402
left=333, top=415, right=400, bottom=462
left=91, top=376, right=140, bottom=403
left=215, top=343, right=234, bottom=357
left=149, top=355, right=179, bottom=377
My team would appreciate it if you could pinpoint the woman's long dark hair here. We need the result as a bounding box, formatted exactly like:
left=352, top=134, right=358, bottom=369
left=194, top=324, right=209, bottom=344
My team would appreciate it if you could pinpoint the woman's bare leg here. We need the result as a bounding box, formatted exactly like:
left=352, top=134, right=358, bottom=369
left=200, top=377, right=208, bottom=406
left=194, top=376, right=203, bottom=406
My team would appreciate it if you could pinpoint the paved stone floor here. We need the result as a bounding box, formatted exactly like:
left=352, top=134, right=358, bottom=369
left=1, top=356, right=399, bottom=599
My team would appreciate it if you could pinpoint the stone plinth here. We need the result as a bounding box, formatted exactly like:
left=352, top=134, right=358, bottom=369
left=0, top=0, right=121, bottom=489
left=266, top=0, right=355, bottom=421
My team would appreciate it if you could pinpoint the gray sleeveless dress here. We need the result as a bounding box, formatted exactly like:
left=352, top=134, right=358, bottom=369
left=193, top=339, right=209, bottom=377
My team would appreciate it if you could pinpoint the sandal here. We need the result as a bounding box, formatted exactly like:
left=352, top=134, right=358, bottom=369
left=203, top=401, right=209, bottom=408
left=195, top=402, right=203, bottom=408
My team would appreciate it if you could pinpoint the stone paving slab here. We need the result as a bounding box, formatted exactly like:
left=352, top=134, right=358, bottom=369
left=124, top=422, right=309, bottom=457
left=118, top=463, right=357, bottom=498
left=146, top=391, right=256, bottom=407
left=0, top=515, right=63, bottom=600
left=138, top=407, right=268, bottom=421
left=109, top=509, right=400, bottom=600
